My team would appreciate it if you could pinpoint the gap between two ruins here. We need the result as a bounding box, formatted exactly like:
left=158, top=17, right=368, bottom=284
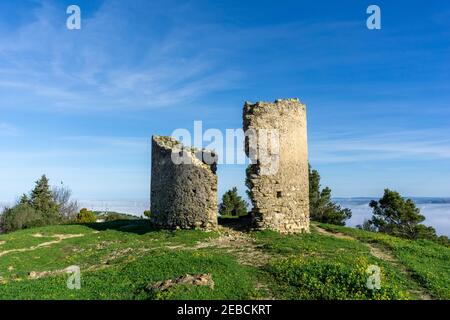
left=150, top=98, right=310, bottom=234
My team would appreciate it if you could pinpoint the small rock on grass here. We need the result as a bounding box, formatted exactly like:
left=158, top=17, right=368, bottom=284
left=146, top=273, right=214, bottom=292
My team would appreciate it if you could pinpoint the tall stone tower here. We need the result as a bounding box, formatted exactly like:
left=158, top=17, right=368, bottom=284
left=150, top=135, right=218, bottom=230
left=243, top=98, right=309, bottom=233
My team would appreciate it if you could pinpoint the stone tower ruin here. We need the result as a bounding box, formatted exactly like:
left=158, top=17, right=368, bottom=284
left=150, top=135, right=218, bottom=230
left=243, top=98, right=310, bottom=233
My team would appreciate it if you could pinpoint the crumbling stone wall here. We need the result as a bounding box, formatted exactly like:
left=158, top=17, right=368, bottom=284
left=243, top=98, right=310, bottom=233
left=151, top=135, right=218, bottom=230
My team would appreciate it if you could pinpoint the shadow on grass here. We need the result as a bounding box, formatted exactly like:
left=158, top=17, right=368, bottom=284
left=82, top=219, right=159, bottom=235
left=218, top=215, right=252, bottom=232
left=80, top=215, right=253, bottom=235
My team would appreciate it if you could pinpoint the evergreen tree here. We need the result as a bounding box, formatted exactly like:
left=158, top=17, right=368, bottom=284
left=0, top=175, right=77, bottom=233
left=30, top=175, right=60, bottom=222
left=219, top=187, right=248, bottom=217
left=309, top=164, right=321, bottom=214
left=308, top=164, right=352, bottom=226
left=367, top=189, right=445, bottom=241
left=19, top=193, right=30, bottom=205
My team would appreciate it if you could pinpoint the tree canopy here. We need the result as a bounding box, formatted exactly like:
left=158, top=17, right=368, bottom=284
left=309, top=164, right=352, bottom=226
left=0, top=175, right=78, bottom=233
left=219, top=187, right=248, bottom=217
left=30, top=175, right=60, bottom=222
left=366, top=189, right=440, bottom=241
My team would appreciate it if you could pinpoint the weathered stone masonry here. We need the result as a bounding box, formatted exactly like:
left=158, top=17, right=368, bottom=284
left=244, top=99, right=310, bottom=233
left=150, top=135, right=218, bottom=230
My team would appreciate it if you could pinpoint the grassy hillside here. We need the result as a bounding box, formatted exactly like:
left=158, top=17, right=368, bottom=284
left=0, top=219, right=448, bottom=300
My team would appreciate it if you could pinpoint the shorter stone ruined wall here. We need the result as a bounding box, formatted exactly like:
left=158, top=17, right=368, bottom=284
left=150, top=135, right=218, bottom=230
left=243, top=99, right=310, bottom=233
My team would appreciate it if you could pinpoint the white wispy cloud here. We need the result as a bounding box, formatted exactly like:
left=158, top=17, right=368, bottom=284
left=0, top=0, right=241, bottom=112
left=309, top=128, right=450, bottom=163
left=0, top=1, right=385, bottom=113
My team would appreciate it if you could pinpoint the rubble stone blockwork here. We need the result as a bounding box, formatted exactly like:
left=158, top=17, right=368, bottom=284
left=150, top=135, right=218, bottom=230
left=243, top=99, right=310, bottom=233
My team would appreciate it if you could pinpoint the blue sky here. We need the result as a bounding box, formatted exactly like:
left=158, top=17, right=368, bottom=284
left=0, top=0, right=449, bottom=203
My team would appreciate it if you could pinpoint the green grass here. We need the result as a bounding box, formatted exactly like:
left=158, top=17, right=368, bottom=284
left=0, top=220, right=448, bottom=300
left=0, top=221, right=259, bottom=300
left=253, top=229, right=415, bottom=299
left=317, top=223, right=450, bottom=299
left=265, top=257, right=407, bottom=300
left=0, top=221, right=217, bottom=281
left=0, top=250, right=258, bottom=300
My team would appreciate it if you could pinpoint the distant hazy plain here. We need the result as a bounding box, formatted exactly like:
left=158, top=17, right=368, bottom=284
left=79, top=198, right=450, bottom=237
left=1, top=198, right=449, bottom=237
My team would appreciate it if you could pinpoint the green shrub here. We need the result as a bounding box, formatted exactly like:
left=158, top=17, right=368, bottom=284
left=0, top=204, right=45, bottom=232
left=76, top=208, right=97, bottom=223
left=219, top=187, right=248, bottom=217
left=143, top=210, right=152, bottom=219
left=266, top=257, right=408, bottom=300
left=0, top=175, right=64, bottom=233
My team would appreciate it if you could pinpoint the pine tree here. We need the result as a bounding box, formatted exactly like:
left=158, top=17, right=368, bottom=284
left=19, top=193, right=30, bottom=205
left=368, top=189, right=440, bottom=240
left=308, top=164, right=352, bottom=226
left=219, top=187, right=248, bottom=217
left=30, top=175, right=60, bottom=222
left=309, top=164, right=321, bottom=214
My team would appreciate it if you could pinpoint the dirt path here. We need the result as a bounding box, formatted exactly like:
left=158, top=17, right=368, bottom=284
left=0, top=233, right=84, bottom=258
left=315, top=226, right=355, bottom=241
left=195, top=225, right=275, bottom=299
left=314, top=225, right=432, bottom=300
left=197, top=226, right=273, bottom=267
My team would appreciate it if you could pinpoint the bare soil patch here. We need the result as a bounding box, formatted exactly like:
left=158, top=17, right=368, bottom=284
left=0, top=233, right=84, bottom=258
